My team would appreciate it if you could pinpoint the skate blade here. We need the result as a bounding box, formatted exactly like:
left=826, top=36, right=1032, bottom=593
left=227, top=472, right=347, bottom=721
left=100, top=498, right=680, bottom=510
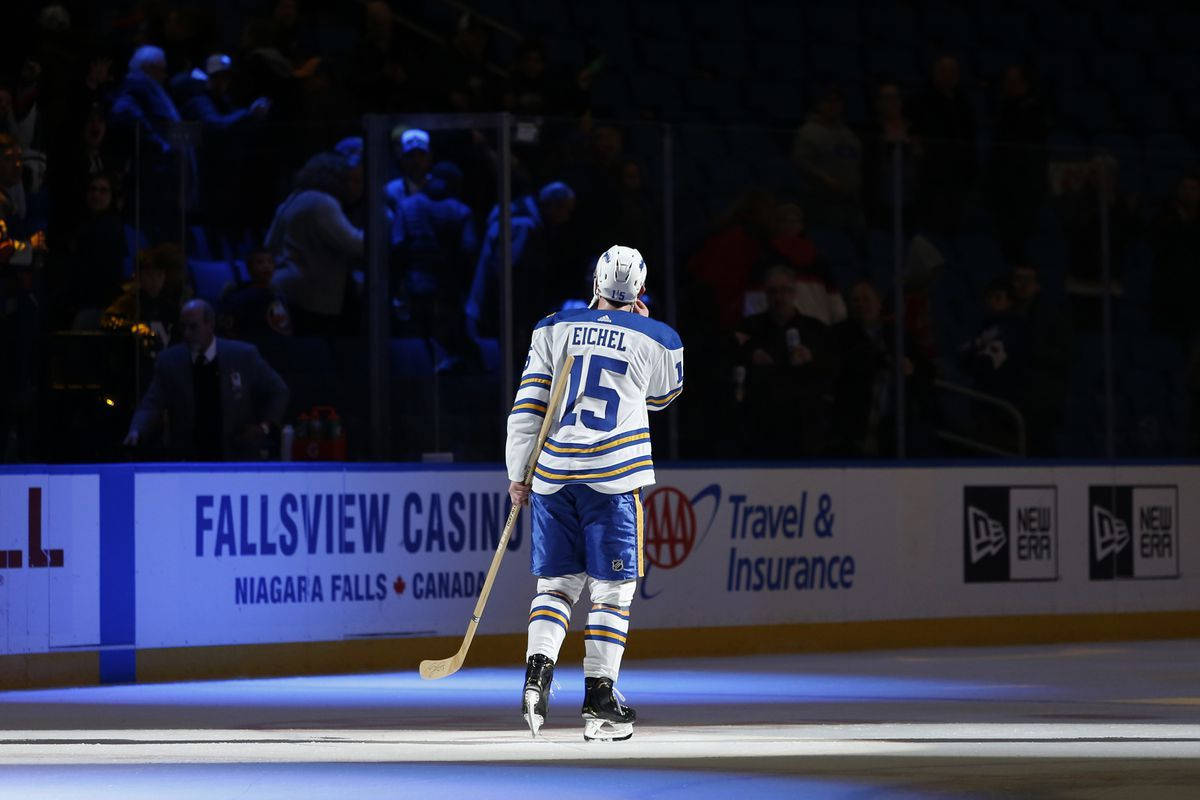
left=523, top=689, right=543, bottom=737
left=583, top=717, right=633, bottom=742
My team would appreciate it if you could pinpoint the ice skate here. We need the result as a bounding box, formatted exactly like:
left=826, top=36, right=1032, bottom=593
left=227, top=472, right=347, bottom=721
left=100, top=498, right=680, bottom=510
left=581, top=676, right=636, bottom=741
left=521, top=654, right=554, bottom=737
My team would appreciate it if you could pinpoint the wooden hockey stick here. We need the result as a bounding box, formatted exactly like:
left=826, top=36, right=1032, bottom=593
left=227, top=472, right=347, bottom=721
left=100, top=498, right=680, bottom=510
left=419, top=354, right=576, bottom=680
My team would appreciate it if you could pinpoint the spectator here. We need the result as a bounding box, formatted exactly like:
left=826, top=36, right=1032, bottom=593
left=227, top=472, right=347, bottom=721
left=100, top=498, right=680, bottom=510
left=424, top=13, right=497, bottom=112
left=385, top=126, right=431, bottom=207
left=220, top=249, right=291, bottom=341
left=1151, top=174, right=1200, bottom=343
left=175, top=53, right=270, bottom=239
left=987, top=65, right=1048, bottom=261
left=346, top=0, right=414, bottom=113
left=742, top=203, right=847, bottom=326
left=103, top=243, right=187, bottom=350
left=465, top=180, right=576, bottom=345
left=177, top=54, right=271, bottom=129
left=687, top=188, right=779, bottom=333
left=734, top=264, right=835, bottom=457
left=911, top=55, right=977, bottom=233
left=264, top=152, right=364, bottom=335
left=0, top=131, right=47, bottom=241
left=109, top=45, right=194, bottom=242
left=604, top=157, right=657, bottom=260
left=862, top=81, right=919, bottom=229
left=831, top=280, right=934, bottom=456
left=1053, top=155, right=1136, bottom=328
left=59, top=171, right=127, bottom=328
left=791, top=84, right=864, bottom=235
left=391, top=160, right=478, bottom=368
left=1009, top=263, right=1070, bottom=456
left=123, top=298, right=289, bottom=460
left=957, top=277, right=1030, bottom=450
left=504, top=39, right=589, bottom=117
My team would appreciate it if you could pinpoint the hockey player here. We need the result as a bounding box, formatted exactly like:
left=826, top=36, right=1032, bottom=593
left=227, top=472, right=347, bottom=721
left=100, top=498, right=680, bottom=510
left=505, top=245, right=684, bottom=741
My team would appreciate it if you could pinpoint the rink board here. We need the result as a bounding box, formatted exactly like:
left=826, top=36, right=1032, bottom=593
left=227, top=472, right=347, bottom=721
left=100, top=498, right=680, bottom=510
left=0, top=462, right=1197, bottom=686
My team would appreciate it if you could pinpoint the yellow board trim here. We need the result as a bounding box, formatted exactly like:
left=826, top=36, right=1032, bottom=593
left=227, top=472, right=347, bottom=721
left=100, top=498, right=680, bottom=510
left=534, top=459, right=654, bottom=482
left=543, top=432, right=650, bottom=455
left=4, top=610, right=1199, bottom=689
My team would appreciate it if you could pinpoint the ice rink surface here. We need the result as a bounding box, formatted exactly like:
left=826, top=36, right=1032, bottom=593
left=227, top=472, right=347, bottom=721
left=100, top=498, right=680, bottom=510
left=1, top=639, right=1198, bottom=799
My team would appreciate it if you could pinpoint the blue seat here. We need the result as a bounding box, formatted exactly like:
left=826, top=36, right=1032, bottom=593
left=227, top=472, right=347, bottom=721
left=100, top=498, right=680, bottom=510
left=187, top=259, right=234, bottom=304
left=122, top=225, right=149, bottom=278
left=390, top=337, right=435, bottom=377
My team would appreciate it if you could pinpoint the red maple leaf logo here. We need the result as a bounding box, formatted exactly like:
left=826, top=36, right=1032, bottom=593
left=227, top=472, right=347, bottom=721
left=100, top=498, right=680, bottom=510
left=393, top=576, right=406, bottom=595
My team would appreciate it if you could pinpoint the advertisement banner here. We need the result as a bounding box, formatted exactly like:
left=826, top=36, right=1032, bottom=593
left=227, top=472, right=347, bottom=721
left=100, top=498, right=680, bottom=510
left=0, top=462, right=1193, bottom=659
left=0, top=474, right=100, bottom=655
left=134, top=470, right=539, bottom=648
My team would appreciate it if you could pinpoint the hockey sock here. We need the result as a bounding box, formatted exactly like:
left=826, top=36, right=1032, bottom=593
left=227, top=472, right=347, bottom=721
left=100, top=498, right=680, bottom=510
left=526, top=573, right=585, bottom=662
left=583, top=578, right=636, bottom=680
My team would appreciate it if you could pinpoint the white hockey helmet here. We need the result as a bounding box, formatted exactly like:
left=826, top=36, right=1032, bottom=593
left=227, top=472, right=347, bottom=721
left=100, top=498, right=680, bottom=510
left=593, top=245, right=647, bottom=305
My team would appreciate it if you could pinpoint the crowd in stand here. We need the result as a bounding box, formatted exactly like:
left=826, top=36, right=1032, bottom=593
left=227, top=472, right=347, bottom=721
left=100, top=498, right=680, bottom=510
left=1, top=1, right=1196, bottom=462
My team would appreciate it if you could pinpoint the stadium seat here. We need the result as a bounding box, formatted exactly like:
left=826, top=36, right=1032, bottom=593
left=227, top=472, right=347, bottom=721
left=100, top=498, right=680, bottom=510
left=187, top=259, right=235, bottom=304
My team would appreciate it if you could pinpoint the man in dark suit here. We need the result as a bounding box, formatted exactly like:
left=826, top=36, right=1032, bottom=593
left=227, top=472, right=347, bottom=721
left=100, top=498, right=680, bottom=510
left=124, top=299, right=289, bottom=460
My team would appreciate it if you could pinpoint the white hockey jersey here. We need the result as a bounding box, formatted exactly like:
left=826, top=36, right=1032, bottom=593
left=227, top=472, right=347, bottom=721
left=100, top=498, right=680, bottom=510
left=506, top=307, right=684, bottom=495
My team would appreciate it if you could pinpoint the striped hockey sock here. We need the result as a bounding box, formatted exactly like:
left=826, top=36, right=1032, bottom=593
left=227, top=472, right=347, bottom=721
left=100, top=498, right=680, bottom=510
left=526, top=589, right=573, bottom=661
left=583, top=603, right=630, bottom=680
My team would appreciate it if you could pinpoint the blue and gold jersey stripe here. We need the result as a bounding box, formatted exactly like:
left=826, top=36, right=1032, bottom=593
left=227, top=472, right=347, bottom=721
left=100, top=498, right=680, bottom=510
left=529, top=606, right=569, bottom=629
left=584, top=625, right=628, bottom=645
left=534, top=455, right=654, bottom=484
left=647, top=385, right=684, bottom=408
left=510, top=396, right=548, bottom=417
left=519, top=373, right=552, bottom=390
left=543, top=428, right=650, bottom=458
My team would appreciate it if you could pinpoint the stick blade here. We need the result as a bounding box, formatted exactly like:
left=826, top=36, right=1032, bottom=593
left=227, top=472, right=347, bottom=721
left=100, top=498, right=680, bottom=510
left=418, top=656, right=461, bottom=680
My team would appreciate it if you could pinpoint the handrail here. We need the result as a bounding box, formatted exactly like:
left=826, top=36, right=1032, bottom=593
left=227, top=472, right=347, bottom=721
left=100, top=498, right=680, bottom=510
left=425, top=0, right=524, bottom=42
left=933, top=379, right=1027, bottom=458
left=356, top=0, right=511, bottom=79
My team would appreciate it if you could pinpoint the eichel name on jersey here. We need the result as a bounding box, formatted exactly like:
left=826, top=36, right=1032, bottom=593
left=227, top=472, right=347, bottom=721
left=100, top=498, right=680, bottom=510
left=507, top=307, right=684, bottom=496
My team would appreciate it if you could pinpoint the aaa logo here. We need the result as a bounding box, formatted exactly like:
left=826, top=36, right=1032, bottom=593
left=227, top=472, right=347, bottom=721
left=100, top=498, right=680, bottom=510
left=640, top=483, right=720, bottom=599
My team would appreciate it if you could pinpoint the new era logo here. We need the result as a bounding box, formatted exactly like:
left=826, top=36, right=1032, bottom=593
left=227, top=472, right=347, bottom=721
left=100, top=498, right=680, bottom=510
left=1091, top=506, right=1131, bottom=562
left=967, top=506, right=1006, bottom=564
left=963, top=486, right=1058, bottom=583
